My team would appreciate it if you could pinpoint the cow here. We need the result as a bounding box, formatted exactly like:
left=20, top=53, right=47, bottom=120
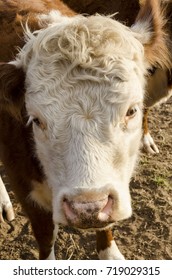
left=0, top=0, right=170, bottom=259
left=0, top=0, right=172, bottom=228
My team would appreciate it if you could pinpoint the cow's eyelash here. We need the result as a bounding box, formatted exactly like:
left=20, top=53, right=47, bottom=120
left=26, top=116, right=34, bottom=126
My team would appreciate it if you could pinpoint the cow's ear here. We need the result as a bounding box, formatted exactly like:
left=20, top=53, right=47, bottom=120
left=0, top=63, right=25, bottom=120
left=132, top=0, right=170, bottom=69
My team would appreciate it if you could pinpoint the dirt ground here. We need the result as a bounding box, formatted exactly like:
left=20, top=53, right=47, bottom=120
left=0, top=96, right=171, bottom=260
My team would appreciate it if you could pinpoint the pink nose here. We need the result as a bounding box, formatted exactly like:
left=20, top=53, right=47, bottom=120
left=62, top=195, right=114, bottom=229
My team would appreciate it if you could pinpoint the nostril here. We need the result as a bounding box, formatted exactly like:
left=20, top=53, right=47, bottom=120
left=63, top=199, right=77, bottom=221
left=98, top=196, right=113, bottom=221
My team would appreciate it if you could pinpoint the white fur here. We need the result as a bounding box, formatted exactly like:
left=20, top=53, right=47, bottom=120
left=0, top=176, right=14, bottom=222
left=13, top=12, right=151, bottom=228
left=46, top=247, right=55, bottom=260
left=98, top=240, right=125, bottom=260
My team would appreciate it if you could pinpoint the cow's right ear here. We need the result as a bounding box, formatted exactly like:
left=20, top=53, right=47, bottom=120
left=0, top=63, right=25, bottom=120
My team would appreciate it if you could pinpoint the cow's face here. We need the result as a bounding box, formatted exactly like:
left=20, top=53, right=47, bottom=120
left=22, top=14, right=144, bottom=229
left=1, top=2, right=168, bottom=230
left=27, top=68, right=143, bottom=229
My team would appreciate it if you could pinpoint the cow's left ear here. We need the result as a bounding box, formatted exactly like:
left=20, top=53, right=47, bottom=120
left=0, top=63, right=25, bottom=120
left=132, top=0, right=170, bottom=69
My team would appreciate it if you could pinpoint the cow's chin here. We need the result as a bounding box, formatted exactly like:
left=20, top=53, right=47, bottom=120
left=55, top=208, right=132, bottom=231
left=60, top=222, right=116, bottom=232
left=66, top=222, right=116, bottom=232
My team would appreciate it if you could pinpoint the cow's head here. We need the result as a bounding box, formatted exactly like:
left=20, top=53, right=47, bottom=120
left=0, top=1, right=169, bottom=230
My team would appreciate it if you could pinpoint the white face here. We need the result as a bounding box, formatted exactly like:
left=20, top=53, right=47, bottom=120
left=25, top=64, right=143, bottom=229
left=21, top=13, right=145, bottom=230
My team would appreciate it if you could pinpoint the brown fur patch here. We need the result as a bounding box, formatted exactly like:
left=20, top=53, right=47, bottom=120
left=142, top=108, right=149, bottom=134
left=167, top=69, right=172, bottom=88
left=0, top=63, right=25, bottom=120
left=0, top=108, right=54, bottom=259
left=145, top=68, right=170, bottom=107
left=0, top=0, right=76, bottom=62
left=64, top=0, right=140, bottom=26
left=96, top=229, right=113, bottom=253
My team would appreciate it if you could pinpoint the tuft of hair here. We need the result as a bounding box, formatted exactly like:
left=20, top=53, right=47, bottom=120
left=17, top=11, right=145, bottom=78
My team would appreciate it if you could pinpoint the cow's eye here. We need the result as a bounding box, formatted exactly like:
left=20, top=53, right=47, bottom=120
left=32, top=118, right=46, bottom=130
left=33, top=118, right=41, bottom=127
left=126, top=106, right=137, bottom=118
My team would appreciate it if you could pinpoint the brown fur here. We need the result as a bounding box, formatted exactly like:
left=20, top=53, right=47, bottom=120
left=0, top=63, right=25, bottom=119
left=63, top=0, right=140, bottom=25
left=96, top=230, right=113, bottom=253
left=0, top=0, right=76, bottom=62
left=144, top=67, right=171, bottom=107
left=143, top=108, right=149, bottom=134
